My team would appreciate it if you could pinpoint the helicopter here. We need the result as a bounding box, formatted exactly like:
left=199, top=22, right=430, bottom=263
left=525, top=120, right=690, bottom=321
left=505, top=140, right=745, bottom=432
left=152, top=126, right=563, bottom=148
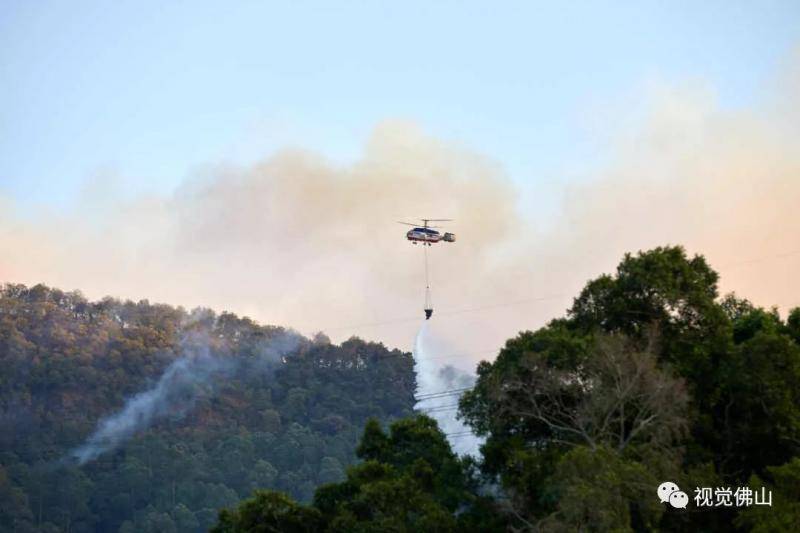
left=397, top=219, right=456, bottom=246
left=398, top=219, right=455, bottom=319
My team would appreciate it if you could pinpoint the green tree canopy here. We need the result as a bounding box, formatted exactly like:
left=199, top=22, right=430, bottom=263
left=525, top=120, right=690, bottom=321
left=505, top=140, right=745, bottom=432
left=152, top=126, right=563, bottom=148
left=216, top=416, right=505, bottom=532
left=460, top=246, right=800, bottom=530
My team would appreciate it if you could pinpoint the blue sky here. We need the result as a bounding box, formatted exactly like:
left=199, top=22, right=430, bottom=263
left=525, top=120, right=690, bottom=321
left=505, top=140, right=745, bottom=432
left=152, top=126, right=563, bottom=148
left=2, top=1, right=799, bottom=210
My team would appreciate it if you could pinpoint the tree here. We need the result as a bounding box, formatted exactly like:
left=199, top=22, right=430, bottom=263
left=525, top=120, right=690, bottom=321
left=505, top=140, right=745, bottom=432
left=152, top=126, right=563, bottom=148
left=535, top=446, right=664, bottom=532
left=568, top=246, right=729, bottom=386
left=461, top=332, right=687, bottom=528
left=171, top=503, right=199, bottom=532
left=247, top=460, right=279, bottom=492
left=212, top=490, right=322, bottom=533
left=735, top=457, right=800, bottom=532
left=713, top=327, right=800, bottom=476
left=474, top=333, right=687, bottom=453
left=0, top=282, right=416, bottom=532
left=317, top=457, right=345, bottom=485
left=460, top=246, right=800, bottom=530
left=0, top=465, right=34, bottom=532
left=214, top=416, right=505, bottom=532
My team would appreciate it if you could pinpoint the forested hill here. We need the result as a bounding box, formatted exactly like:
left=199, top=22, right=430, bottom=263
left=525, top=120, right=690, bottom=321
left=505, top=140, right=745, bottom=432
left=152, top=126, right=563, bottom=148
left=0, top=284, right=416, bottom=532
left=210, top=246, right=800, bottom=533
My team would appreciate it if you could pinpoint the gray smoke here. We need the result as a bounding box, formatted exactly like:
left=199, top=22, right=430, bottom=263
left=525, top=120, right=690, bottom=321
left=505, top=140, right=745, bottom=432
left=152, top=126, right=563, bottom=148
left=70, top=332, right=301, bottom=464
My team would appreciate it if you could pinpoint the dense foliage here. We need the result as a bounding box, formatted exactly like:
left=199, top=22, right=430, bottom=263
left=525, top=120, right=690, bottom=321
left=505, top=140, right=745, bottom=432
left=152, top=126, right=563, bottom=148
left=0, top=284, right=416, bottom=532
left=217, top=245, right=800, bottom=532
left=459, top=246, right=800, bottom=530
left=4, top=245, right=799, bottom=532
left=213, top=416, right=505, bottom=532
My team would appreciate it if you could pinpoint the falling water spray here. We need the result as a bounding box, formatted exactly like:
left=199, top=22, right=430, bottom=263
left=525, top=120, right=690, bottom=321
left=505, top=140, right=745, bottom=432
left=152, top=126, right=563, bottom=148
left=412, top=322, right=482, bottom=456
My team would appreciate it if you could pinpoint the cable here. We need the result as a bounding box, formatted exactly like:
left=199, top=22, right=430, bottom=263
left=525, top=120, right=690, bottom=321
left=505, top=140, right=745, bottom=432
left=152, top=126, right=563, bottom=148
left=719, top=249, right=800, bottom=270
left=371, top=347, right=498, bottom=365
left=423, top=407, right=460, bottom=415
left=445, top=431, right=476, bottom=438
left=415, top=386, right=473, bottom=400
left=435, top=294, right=566, bottom=318
left=416, top=347, right=497, bottom=362
left=416, top=387, right=472, bottom=397
left=317, top=294, right=567, bottom=332
left=313, top=247, right=800, bottom=334
left=419, top=404, right=460, bottom=413
left=416, top=392, right=470, bottom=402
left=424, top=243, right=431, bottom=311
left=318, top=249, right=800, bottom=404
left=416, top=394, right=466, bottom=404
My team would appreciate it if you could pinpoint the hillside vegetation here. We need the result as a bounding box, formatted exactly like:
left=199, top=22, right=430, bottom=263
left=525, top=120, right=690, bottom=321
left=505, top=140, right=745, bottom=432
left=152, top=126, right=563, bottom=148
left=0, top=285, right=415, bottom=532
left=3, top=245, right=799, bottom=532
left=216, top=246, right=800, bottom=532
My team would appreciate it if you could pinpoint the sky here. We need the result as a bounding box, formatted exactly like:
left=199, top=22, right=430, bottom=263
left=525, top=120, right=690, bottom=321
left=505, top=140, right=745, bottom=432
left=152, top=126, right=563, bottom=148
left=1, top=1, right=800, bottom=358
left=2, top=1, right=798, bottom=207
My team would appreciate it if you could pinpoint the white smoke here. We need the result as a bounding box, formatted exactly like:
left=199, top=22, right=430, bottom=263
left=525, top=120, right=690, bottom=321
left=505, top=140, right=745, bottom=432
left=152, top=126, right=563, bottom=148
left=412, top=322, right=483, bottom=456
left=70, top=332, right=301, bottom=464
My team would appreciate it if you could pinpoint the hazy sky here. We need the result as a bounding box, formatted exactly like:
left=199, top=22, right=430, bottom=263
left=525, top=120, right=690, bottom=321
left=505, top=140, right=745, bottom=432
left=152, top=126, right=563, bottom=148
left=2, top=1, right=798, bottom=207
left=1, top=2, right=799, bottom=357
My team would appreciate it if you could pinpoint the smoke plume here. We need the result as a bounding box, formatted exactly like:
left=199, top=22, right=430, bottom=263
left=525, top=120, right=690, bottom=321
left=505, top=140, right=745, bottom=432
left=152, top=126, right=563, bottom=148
left=2, top=52, right=799, bottom=364
left=69, top=332, right=301, bottom=464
